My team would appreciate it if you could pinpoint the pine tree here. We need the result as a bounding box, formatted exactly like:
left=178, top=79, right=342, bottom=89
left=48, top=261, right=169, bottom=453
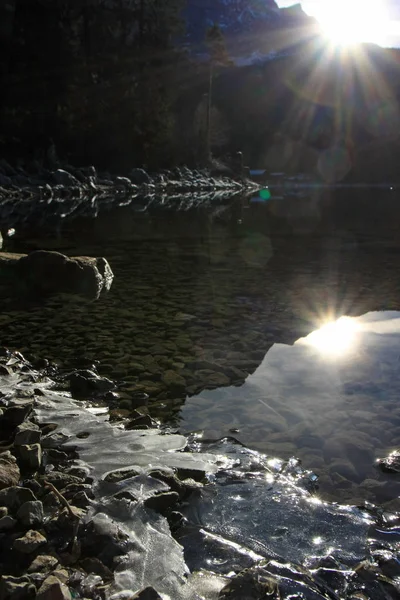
left=202, top=23, right=232, bottom=161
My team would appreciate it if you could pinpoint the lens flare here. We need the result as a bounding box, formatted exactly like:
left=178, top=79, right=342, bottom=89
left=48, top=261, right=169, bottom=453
left=301, top=316, right=360, bottom=357
left=303, top=0, right=390, bottom=47
left=260, top=188, right=272, bottom=200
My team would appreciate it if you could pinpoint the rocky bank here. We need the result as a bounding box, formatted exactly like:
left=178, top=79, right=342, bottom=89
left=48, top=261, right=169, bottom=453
left=1, top=349, right=400, bottom=600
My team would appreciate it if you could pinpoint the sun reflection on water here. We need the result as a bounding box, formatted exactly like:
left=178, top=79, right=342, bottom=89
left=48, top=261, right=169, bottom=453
left=301, top=316, right=360, bottom=358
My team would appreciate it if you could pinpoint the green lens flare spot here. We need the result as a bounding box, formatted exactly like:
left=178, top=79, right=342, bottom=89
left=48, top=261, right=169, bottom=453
left=259, top=188, right=271, bottom=200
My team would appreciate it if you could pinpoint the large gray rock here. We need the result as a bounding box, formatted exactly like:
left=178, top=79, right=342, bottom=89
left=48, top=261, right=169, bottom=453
left=0, top=250, right=114, bottom=300
left=0, top=452, right=20, bottom=490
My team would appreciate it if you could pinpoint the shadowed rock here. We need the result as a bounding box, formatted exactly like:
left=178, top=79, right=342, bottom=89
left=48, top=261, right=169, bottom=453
left=0, top=250, right=113, bottom=300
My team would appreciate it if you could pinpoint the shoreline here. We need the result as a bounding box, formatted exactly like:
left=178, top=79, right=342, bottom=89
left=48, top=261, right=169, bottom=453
left=1, top=349, right=400, bottom=599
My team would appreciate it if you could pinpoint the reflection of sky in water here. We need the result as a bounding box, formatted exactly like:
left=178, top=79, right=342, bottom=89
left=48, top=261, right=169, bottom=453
left=181, top=311, right=400, bottom=504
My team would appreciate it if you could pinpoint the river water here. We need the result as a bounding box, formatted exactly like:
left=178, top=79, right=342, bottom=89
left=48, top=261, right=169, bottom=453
left=1, top=185, right=400, bottom=508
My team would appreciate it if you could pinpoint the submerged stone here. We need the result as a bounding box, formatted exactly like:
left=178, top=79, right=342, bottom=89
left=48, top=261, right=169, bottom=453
left=0, top=250, right=114, bottom=300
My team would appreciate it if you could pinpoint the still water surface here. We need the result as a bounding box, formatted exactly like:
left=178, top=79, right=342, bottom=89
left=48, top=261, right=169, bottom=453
left=1, top=187, right=400, bottom=506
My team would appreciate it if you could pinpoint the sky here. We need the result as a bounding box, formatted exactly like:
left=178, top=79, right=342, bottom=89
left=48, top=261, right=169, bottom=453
left=276, top=0, right=400, bottom=47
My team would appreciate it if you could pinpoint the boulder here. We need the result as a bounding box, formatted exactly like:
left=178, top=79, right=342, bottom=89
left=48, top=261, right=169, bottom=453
left=0, top=453, right=20, bottom=490
left=0, top=250, right=114, bottom=300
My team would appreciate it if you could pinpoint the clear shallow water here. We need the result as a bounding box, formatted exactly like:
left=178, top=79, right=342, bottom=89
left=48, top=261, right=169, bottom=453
left=181, top=311, right=400, bottom=504
left=2, top=187, right=400, bottom=506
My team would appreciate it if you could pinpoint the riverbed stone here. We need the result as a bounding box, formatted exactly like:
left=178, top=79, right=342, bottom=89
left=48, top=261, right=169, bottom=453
left=0, top=250, right=114, bottom=300
left=13, top=529, right=47, bottom=553
left=195, top=370, right=231, bottom=388
left=17, top=500, right=44, bottom=526
left=162, top=371, right=186, bottom=393
left=0, top=452, right=20, bottom=490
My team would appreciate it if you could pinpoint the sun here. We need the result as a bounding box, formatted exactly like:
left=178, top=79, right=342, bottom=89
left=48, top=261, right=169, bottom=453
left=299, top=317, right=360, bottom=358
left=304, top=0, right=390, bottom=46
